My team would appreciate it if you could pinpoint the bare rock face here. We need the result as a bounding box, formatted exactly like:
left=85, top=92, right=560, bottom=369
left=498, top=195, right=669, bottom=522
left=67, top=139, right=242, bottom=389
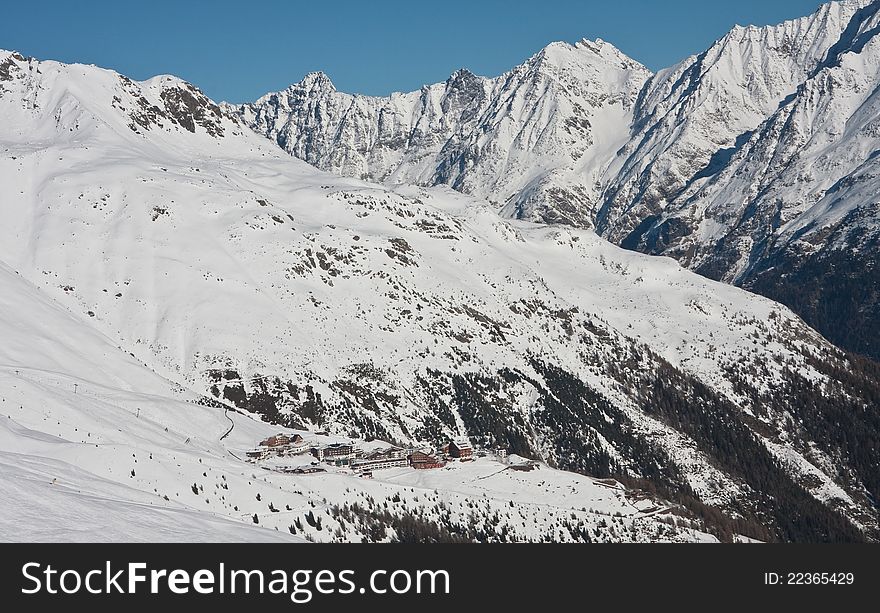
left=159, top=83, right=226, bottom=137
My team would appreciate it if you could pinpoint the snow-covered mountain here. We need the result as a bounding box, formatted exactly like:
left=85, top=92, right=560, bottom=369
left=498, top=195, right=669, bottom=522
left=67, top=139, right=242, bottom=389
left=598, top=0, right=871, bottom=241
left=233, top=0, right=880, bottom=361
left=2, top=49, right=880, bottom=542
left=603, top=0, right=880, bottom=360
left=0, top=50, right=713, bottom=543
left=225, top=38, right=650, bottom=228
left=2, top=260, right=695, bottom=544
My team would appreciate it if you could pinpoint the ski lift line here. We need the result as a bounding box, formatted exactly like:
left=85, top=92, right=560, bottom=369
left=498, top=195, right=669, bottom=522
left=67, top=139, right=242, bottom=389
left=0, top=366, right=105, bottom=401
left=2, top=377, right=249, bottom=475
left=0, top=363, right=182, bottom=404
left=1, top=364, right=234, bottom=445
left=2, top=365, right=294, bottom=452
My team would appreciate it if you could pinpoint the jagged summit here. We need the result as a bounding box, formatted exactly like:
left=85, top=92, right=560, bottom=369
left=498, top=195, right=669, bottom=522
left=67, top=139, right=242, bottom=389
left=228, top=37, right=650, bottom=227
left=0, top=50, right=248, bottom=144
left=294, top=70, right=336, bottom=91
left=445, top=67, right=481, bottom=85
left=524, top=37, right=648, bottom=77
left=600, top=0, right=880, bottom=358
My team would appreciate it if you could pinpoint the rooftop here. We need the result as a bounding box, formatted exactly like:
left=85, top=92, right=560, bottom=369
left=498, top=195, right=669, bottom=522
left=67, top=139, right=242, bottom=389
left=451, top=436, right=472, bottom=449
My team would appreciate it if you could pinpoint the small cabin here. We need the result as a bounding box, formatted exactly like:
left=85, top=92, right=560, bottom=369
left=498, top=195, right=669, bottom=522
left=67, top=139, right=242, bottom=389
left=448, top=437, right=473, bottom=459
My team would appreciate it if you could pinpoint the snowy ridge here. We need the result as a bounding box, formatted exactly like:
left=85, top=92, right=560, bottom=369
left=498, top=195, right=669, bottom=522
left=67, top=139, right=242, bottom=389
left=607, top=0, right=880, bottom=359
left=599, top=0, right=875, bottom=240
left=226, top=38, right=650, bottom=227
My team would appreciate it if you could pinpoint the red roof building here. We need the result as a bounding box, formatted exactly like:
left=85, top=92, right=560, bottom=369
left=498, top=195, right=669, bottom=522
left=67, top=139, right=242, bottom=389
left=260, top=433, right=292, bottom=448
left=408, top=451, right=445, bottom=470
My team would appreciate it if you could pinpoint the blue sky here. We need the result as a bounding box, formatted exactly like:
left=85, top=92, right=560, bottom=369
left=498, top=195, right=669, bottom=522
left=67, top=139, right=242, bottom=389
left=4, top=0, right=824, bottom=102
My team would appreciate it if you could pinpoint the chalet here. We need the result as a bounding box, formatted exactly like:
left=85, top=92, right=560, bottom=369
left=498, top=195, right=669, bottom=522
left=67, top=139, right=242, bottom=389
left=448, top=436, right=473, bottom=459
left=408, top=451, right=445, bottom=470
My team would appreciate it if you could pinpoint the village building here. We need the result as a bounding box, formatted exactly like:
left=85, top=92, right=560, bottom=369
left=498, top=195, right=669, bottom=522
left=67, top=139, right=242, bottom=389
left=408, top=450, right=445, bottom=470
left=249, top=433, right=313, bottom=461
left=245, top=448, right=269, bottom=461
left=351, top=455, right=408, bottom=472
left=351, top=447, right=407, bottom=472
left=312, top=443, right=356, bottom=465
left=260, top=433, right=292, bottom=448
left=448, top=436, right=473, bottom=459
left=283, top=434, right=310, bottom=456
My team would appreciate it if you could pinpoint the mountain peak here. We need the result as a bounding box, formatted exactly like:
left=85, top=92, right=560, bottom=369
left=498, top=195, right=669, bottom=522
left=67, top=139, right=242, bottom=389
left=448, top=67, right=477, bottom=80
left=575, top=37, right=612, bottom=53
left=6, top=14, right=880, bottom=542
left=297, top=71, right=335, bottom=91
left=0, top=49, right=26, bottom=61
left=445, top=67, right=482, bottom=89
left=533, top=37, right=648, bottom=74
left=718, top=0, right=877, bottom=44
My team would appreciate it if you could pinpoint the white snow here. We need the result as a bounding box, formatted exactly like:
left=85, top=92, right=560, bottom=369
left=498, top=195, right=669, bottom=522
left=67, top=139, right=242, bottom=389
left=0, top=7, right=876, bottom=541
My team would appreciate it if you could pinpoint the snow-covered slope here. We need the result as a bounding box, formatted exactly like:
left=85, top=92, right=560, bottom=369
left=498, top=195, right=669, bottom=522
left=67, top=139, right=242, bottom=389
left=0, top=260, right=297, bottom=542
left=1, top=50, right=879, bottom=542
left=604, top=0, right=880, bottom=359
left=226, top=39, right=650, bottom=227
left=232, top=1, right=880, bottom=361
left=2, top=263, right=701, bottom=543
left=598, top=0, right=873, bottom=241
